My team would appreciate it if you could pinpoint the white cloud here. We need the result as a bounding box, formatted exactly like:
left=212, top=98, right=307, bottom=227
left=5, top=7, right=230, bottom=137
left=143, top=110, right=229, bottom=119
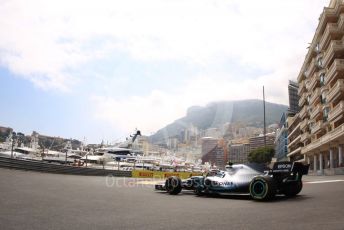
left=89, top=62, right=301, bottom=134
left=90, top=90, right=184, bottom=134
left=0, top=0, right=331, bottom=134
left=0, top=0, right=329, bottom=90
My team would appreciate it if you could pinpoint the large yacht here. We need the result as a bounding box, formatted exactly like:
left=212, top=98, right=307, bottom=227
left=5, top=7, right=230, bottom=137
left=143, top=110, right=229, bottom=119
left=80, top=130, right=143, bottom=166
left=0, top=146, right=40, bottom=159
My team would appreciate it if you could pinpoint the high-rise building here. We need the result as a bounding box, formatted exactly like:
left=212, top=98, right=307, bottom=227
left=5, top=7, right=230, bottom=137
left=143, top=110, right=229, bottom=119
left=286, top=79, right=303, bottom=162
left=275, top=113, right=289, bottom=161
left=288, top=80, right=300, bottom=115
left=287, top=114, right=304, bottom=162
left=204, top=128, right=222, bottom=139
left=228, top=144, right=250, bottom=163
left=167, top=136, right=179, bottom=150
left=249, top=133, right=275, bottom=151
left=296, top=0, right=344, bottom=174
left=201, top=137, right=227, bottom=169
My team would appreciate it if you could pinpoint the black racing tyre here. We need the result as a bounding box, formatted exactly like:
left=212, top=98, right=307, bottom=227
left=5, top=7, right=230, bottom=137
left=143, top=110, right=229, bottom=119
left=192, top=177, right=204, bottom=196
left=193, top=186, right=204, bottom=196
left=249, top=176, right=277, bottom=201
left=165, top=176, right=182, bottom=195
left=283, top=181, right=302, bottom=197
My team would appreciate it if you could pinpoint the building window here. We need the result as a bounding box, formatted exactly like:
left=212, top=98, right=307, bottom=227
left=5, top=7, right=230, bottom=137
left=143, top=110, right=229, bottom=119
left=317, top=57, right=323, bottom=68
left=320, top=73, right=325, bottom=86
left=304, top=70, right=307, bottom=76
left=323, top=107, right=330, bottom=121
left=320, top=92, right=327, bottom=104
left=315, top=43, right=320, bottom=53
left=308, top=107, right=312, bottom=114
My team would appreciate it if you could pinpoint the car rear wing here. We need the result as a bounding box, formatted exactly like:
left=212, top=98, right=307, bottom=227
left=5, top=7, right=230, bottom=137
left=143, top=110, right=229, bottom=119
left=270, top=162, right=310, bottom=175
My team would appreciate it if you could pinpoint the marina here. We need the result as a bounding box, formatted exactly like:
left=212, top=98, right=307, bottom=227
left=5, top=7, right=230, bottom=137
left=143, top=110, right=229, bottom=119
left=0, top=130, right=206, bottom=177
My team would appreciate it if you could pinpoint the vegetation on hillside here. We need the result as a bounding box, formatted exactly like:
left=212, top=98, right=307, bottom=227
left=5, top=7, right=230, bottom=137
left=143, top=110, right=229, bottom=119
left=248, top=147, right=275, bottom=164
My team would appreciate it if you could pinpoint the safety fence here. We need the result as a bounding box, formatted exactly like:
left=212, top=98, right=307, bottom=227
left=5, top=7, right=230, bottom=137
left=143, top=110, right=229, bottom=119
left=0, top=156, right=131, bottom=177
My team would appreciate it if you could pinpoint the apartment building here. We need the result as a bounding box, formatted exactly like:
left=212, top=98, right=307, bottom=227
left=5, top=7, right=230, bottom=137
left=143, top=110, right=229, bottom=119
left=201, top=137, right=228, bottom=169
left=228, top=143, right=250, bottom=164
left=286, top=80, right=302, bottom=162
left=287, top=114, right=303, bottom=162
left=288, top=81, right=300, bottom=115
left=249, top=133, right=275, bottom=151
left=296, top=0, right=344, bottom=174
left=275, top=113, right=289, bottom=161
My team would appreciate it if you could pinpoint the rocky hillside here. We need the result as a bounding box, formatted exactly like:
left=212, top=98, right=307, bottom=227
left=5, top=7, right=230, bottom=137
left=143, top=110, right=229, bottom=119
left=149, top=99, right=288, bottom=143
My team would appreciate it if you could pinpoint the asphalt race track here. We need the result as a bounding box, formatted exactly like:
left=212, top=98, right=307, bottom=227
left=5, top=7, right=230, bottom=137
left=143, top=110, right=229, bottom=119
left=0, top=168, right=344, bottom=230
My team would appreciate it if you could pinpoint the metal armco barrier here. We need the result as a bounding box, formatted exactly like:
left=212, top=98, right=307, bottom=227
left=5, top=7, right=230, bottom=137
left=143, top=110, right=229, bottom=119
left=0, top=156, right=132, bottom=177
left=132, top=170, right=202, bottom=179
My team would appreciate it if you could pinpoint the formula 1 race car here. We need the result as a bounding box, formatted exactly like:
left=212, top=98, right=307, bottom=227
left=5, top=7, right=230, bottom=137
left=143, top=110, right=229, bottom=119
left=155, top=161, right=310, bottom=201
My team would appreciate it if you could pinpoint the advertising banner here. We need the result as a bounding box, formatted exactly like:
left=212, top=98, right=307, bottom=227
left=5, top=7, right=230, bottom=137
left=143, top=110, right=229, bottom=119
left=132, top=170, right=202, bottom=179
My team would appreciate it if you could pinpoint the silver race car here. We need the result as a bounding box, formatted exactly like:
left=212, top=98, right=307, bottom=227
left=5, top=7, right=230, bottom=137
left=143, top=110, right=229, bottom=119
left=155, top=161, right=309, bottom=201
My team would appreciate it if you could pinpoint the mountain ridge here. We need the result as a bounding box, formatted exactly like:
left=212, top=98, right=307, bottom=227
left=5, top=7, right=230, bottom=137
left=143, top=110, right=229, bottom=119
left=149, top=99, right=288, bottom=143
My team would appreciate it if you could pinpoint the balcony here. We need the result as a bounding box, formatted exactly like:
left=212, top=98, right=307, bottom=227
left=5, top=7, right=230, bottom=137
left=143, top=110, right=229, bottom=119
left=309, top=88, right=321, bottom=106
left=308, top=74, right=320, bottom=91
left=304, top=40, right=319, bottom=65
left=287, top=147, right=302, bottom=158
left=288, top=114, right=300, bottom=129
left=325, top=59, right=344, bottom=85
left=339, top=14, right=344, bottom=30
left=288, top=121, right=300, bottom=139
left=322, top=40, right=344, bottom=68
left=300, top=118, right=309, bottom=131
left=300, top=132, right=310, bottom=143
left=310, top=105, right=321, bottom=119
left=297, top=67, right=307, bottom=82
left=321, top=84, right=329, bottom=94
left=299, top=106, right=308, bottom=119
left=311, top=120, right=323, bottom=134
left=298, top=80, right=306, bottom=96
left=302, top=123, right=344, bottom=155
left=328, top=101, right=344, bottom=122
left=319, top=23, right=342, bottom=51
left=287, top=135, right=301, bottom=149
left=307, top=58, right=317, bottom=79
left=299, top=93, right=307, bottom=107
left=318, top=6, right=338, bottom=36
left=327, top=79, right=344, bottom=102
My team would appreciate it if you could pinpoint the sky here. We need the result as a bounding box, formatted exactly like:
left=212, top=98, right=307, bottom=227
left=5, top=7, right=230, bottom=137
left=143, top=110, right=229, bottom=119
left=0, top=0, right=330, bottom=143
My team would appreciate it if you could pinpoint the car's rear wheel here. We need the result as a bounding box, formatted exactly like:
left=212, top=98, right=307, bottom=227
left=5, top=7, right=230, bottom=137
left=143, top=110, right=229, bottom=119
left=249, top=176, right=277, bottom=201
left=165, top=176, right=182, bottom=195
left=283, top=181, right=302, bottom=197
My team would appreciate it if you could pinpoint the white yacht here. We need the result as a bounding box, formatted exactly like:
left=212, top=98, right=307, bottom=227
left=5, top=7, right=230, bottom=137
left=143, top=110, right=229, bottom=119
left=82, top=130, right=143, bottom=164
left=0, top=147, right=40, bottom=159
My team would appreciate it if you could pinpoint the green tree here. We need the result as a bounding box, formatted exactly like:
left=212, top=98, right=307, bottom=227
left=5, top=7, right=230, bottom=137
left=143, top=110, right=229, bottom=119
left=248, top=147, right=275, bottom=164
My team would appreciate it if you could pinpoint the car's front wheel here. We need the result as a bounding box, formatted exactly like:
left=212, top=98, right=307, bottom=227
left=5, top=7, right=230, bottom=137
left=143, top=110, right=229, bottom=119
left=249, top=176, right=277, bottom=201
left=165, top=176, right=182, bottom=195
